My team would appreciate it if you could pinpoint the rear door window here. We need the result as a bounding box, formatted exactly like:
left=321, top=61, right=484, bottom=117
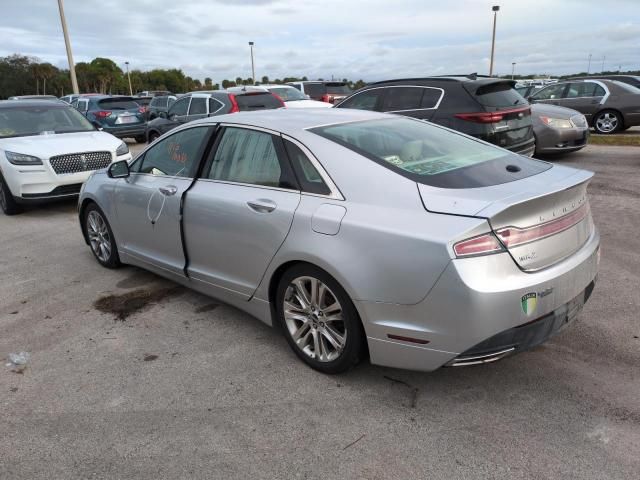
left=566, top=83, right=598, bottom=98
left=381, top=87, right=424, bottom=111
left=473, top=82, right=527, bottom=107
left=188, top=97, right=207, bottom=115
left=207, top=127, right=296, bottom=189
left=235, top=93, right=282, bottom=111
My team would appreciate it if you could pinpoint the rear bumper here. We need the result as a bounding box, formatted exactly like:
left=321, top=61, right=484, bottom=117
left=360, top=229, right=600, bottom=372
left=447, top=280, right=595, bottom=366
left=102, top=124, right=146, bottom=138
left=508, top=137, right=536, bottom=157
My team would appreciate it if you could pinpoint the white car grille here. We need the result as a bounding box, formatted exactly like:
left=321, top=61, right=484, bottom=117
left=49, top=151, right=112, bottom=174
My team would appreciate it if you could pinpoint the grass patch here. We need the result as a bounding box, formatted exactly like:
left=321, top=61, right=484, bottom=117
left=590, top=134, right=640, bottom=146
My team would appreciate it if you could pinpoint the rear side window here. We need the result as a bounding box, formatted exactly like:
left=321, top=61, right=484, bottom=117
left=189, top=97, right=207, bottom=115
left=421, top=88, right=442, bottom=108
left=338, top=90, right=383, bottom=110
left=381, top=87, right=424, bottom=111
left=290, top=84, right=302, bottom=91
left=566, top=83, right=599, bottom=98
left=97, top=98, right=139, bottom=110
left=209, top=98, right=223, bottom=114
left=284, top=140, right=330, bottom=195
left=207, top=127, right=296, bottom=189
left=235, top=93, right=282, bottom=111
left=311, top=117, right=550, bottom=189
left=474, top=82, right=527, bottom=107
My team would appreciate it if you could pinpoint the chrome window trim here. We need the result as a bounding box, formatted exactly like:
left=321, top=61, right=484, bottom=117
left=192, top=177, right=300, bottom=195
left=281, top=134, right=344, bottom=201
left=335, top=85, right=445, bottom=111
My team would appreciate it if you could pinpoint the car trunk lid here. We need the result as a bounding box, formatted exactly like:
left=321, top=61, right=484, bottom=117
left=418, top=165, right=595, bottom=270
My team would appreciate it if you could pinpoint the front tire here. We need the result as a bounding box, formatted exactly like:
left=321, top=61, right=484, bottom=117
left=276, top=264, right=365, bottom=374
left=148, top=131, right=159, bottom=143
left=135, top=135, right=146, bottom=144
left=0, top=171, right=22, bottom=215
left=593, top=110, right=622, bottom=134
left=83, top=203, right=121, bottom=268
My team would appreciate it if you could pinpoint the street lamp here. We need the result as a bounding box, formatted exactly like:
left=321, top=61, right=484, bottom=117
left=489, top=5, right=500, bottom=76
left=511, top=62, right=516, bottom=80
left=125, top=61, right=132, bottom=96
left=248, top=41, right=256, bottom=85
left=587, top=53, right=592, bottom=74
left=601, top=55, right=606, bottom=73
left=57, top=0, right=79, bottom=94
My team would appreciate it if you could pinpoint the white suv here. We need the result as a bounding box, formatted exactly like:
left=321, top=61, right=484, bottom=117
left=227, top=85, right=331, bottom=108
left=0, top=100, right=132, bottom=215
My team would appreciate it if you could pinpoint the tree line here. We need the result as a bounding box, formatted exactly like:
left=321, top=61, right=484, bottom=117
left=0, top=54, right=367, bottom=99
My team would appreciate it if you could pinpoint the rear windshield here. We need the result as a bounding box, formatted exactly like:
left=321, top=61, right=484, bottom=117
left=267, top=87, right=307, bottom=101
left=136, top=98, right=152, bottom=106
left=325, top=83, right=351, bottom=94
left=235, top=93, right=282, bottom=111
left=310, top=117, right=550, bottom=188
left=473, top=82, right=527, bottom=109
left=0, top=105, right=95, bottom=138
left=97, top=98, right=139, bottom=110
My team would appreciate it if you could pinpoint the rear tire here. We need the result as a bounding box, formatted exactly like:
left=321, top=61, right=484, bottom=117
left=82, top=203, right=121, bottom=268
left=0, top=171, right=22, bottom=215
left=276, top=264, right=366, bottom=374
left=593, top=110, right=622, bottom=134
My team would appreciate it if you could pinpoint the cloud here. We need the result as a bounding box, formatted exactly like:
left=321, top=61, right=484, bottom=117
left=0, top=0, right=638, bottom=83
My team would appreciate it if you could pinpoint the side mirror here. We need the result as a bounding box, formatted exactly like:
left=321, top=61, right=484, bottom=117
left=108, top=160, right=130, bottom=178
left=159, top=111, right=167, bottom=119
left=527, top=96, right=535, bottom=103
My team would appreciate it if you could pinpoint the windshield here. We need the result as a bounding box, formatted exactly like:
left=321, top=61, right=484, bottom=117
left=0, top=105, right=95, bottom=138
left=311, top=117, right=550, bottom=188
left=267, top=87, right=307, bottom=101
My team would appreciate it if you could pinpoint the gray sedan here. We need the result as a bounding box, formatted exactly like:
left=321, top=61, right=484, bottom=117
left=78, top=109, right=599, bottom=373
left=532, top=103, right=589, bottom=156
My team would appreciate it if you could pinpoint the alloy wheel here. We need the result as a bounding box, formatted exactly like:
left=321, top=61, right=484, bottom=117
left=87, top=210, right=112, bottom=262
left=595, top=112, right=618, bottom=133
left=283, top=276, right=347, bottom=362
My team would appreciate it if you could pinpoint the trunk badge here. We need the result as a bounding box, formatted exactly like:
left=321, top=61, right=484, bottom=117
left=521, top=293, right=537, bottom=316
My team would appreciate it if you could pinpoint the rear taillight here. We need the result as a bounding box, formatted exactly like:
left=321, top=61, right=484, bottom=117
left=453, top=233, right=504, bottom=258
left=321, top=94, right=334, bottom=103
left=95, top=110, right=112, bottom=118
left=495, top=204, right=589, bottom=248
left=228, top=94, right=240, bottom=113
left=138, top=106, right=148, bottom=113
left=454, top=106, right=530, bottom=124
left=272, top=93, right=286, bottom=108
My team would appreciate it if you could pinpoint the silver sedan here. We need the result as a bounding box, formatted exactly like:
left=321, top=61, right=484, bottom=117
left=79, top=109, right=599, bottom=373
left=532, top=103, right=590, bottom=156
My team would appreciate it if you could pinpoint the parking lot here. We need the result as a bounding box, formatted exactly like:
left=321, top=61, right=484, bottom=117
left=1, top=144, right=639, bottom=479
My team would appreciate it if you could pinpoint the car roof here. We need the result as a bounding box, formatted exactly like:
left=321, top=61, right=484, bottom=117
left=0, top=99, right=70, bottom=108
left=188, top=108, right=390, bottom=135
left=369, top=75, right=515, bottom=86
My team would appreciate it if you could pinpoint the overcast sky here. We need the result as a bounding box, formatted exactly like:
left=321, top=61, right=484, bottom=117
left=1, top=0, right=638, bottom=82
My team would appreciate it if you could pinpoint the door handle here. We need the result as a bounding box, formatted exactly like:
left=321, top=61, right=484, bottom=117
left=159, top=185, right=178, bottom=196
left=247, top=199, right=277, bottom=213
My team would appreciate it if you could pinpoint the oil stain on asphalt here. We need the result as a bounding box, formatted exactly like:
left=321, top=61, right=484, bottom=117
left=94, top=286, right=185, bottom=320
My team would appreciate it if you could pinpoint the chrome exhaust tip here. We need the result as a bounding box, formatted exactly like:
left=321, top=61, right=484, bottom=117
left=446, top=347, right=515, bottom=367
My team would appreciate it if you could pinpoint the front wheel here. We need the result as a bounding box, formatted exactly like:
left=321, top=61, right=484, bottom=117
left=83, top=203, right=121, bottom=268
left=276, top=264, right=366, bottom=374
left=593, top=110, right=622, bottom=134
left=0, top=172, right=22, bottom=215
left=147, top=131, right=159, bottom=143
left=135, top=135, right=146, bottom=144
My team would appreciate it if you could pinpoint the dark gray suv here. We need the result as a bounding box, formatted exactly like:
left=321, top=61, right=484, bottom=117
left=335, top=76, right=535, bottom=156
left=529, top=79, right=640, bottom=134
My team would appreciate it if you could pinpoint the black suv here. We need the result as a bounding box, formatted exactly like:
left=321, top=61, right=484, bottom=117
left=147, top=95, right=178, bottom=120
left=335, top=75, right=535, bottom=156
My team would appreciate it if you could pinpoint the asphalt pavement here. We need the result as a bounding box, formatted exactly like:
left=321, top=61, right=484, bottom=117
left=1, top=144, right=639, bottom=479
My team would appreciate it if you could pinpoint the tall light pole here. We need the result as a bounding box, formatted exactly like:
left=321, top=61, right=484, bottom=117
left=57, top=0, right=79, bottom=94
left=489, top=5, right=500, bottom=76
left=601, top=55, right=606, bottom=73
left=125, top=61, right=133, bottom=95
left=587, top=53, right=592, bottom=74
left=248, top=41, right=256, bottom=85
left=511, top=62, right=516, bottom=80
